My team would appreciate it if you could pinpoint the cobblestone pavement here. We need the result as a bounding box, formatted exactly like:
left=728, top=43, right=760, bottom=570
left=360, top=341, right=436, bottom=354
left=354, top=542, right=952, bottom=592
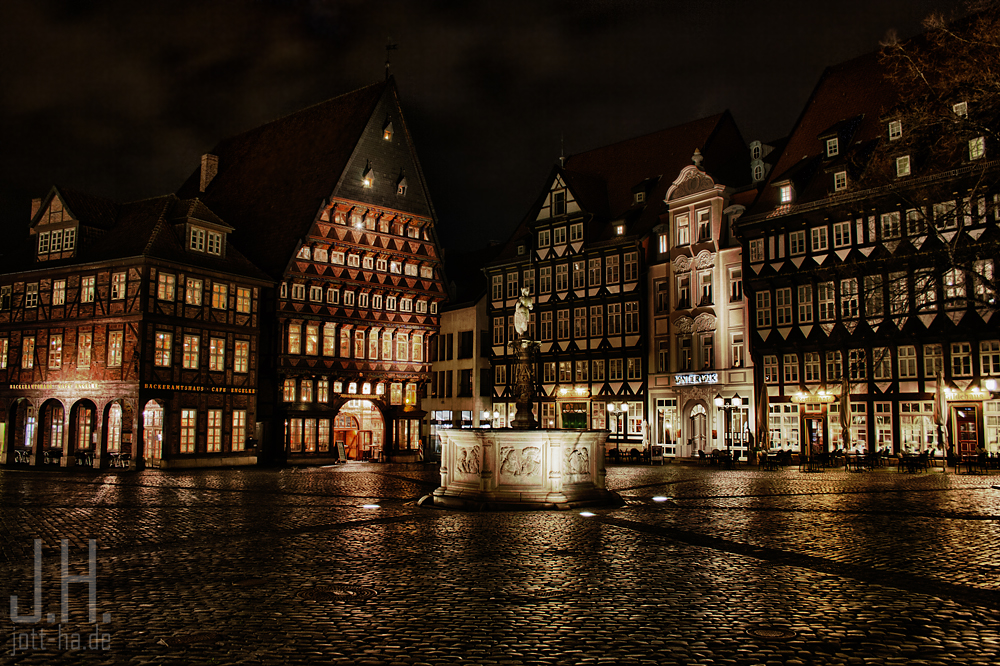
left=1, top=462, right=999, bottom=664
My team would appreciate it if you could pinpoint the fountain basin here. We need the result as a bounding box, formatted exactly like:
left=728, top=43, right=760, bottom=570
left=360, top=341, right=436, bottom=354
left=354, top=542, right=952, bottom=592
left=419, top=428, right=624, bottom=510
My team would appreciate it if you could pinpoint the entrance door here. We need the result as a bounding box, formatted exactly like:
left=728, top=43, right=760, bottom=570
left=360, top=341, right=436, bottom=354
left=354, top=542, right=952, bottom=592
left=690, top=404, right=707, bottom=453
left=805, top=417, right=825, bottom=458
left=955, top=406, right=979, bottom=456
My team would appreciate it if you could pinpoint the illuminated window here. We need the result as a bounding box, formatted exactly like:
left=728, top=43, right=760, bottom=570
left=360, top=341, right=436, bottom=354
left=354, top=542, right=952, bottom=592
left=209, top=337, right=225, bottom=371
left=77, top=331, right=91, bottom=367
left=234, top=340, right=249, bottom=373
left=287, top=323, right=301, bottom=355
left=110, top=272, right=126, bottom=300
left=317, top=378, right=329, bottom=403
left=212, top=283, right=228, bottom=309
left=157, top=273, right=176, bottom=301
left=154, top=331, right=172, bottom=367
left=362, top=162, right=374, bottom=188
left=954, top=101, right=968, bottom=117
left=305, top=324, right=319, bottom=355
left=779, top=184, right=793, bottom=203
left=207, top=410, right=222, bottom=452
left=107, top=330, right=123, bottom=367
left=301, top=379, right=313, bottom=403
left=749, top=238, right=764, bottom=262
left=183, top=334, right=200, bottom=369
left=48, top=334, right=63, bottom=369
left=283, top=378, right=296, bottom=402
left=186, top=278, right=203, bottom=305
left=323, top=324, right=337, bottom=356
left=236, top=287, right=252, bottom=313
left=826, top=137, right=839, bottom=157
left=888, top=120, right=902, bottom=140
left=180, top=409, right=197, bottom=453
left=675, top=213, right=690, bottom=246
left=51, top=279, right=66, bottom=306
left=22, top=336, right=34, bottom=368
left=232, top=410, right=246, bottom=451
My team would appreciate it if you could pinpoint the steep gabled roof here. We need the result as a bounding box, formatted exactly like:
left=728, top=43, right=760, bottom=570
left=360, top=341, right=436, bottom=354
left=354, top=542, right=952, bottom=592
left=176, top=80, right=390, bottom=277
left=492, top=112, right=750, bottom=263
left=745, top=51, right=901, bottom=216
left=5, top=191, right=267, bottom=281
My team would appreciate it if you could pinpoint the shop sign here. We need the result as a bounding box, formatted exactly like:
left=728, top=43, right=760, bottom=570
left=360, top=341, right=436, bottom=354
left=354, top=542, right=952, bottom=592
left=674, top=373, right=718, bottom=386
left=142, top=383, right=255, bottom=394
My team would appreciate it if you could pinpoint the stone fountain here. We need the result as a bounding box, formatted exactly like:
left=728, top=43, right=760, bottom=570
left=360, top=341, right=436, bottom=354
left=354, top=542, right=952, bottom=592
left=419, top=289, right=623, bottom=510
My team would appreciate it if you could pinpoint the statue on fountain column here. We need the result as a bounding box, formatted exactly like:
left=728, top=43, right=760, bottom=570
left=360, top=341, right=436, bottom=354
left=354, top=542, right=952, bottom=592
left=510, top=287, right=539, bottom=430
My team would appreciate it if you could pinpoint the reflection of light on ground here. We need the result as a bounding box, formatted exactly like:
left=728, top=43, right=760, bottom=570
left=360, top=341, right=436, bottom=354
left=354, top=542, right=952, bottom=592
left=362, top=504, right=381, bottom=509
left=652, top=496, right=670, bottom=502
left=578, top=511, right=595, bottom=517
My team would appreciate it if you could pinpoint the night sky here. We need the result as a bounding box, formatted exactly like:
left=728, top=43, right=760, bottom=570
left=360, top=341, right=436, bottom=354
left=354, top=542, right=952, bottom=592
left=0, top=0, right=962, bottom=254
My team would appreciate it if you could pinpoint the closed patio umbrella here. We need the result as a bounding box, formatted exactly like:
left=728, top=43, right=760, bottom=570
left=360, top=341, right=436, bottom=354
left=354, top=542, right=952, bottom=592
left=839, top=376, right=852, bottom=452
left=934, top=368, right=948, bottom=463
left=755, top=364, right=769, bottom=454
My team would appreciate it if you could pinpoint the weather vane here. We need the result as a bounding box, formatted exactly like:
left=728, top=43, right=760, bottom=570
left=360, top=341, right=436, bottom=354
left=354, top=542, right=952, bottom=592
left=385, top=39, right=398, bottom=79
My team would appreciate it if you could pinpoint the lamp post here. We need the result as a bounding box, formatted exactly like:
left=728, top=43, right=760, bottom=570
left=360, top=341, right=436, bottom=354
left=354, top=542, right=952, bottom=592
left=714, top=393, right=742, bottom=457
left=607, top=402, right=629, bottom=452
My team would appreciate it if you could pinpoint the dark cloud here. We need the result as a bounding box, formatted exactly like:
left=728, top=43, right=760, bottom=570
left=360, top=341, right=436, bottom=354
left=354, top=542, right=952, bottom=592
left=0, top=0, right=962, bottom=251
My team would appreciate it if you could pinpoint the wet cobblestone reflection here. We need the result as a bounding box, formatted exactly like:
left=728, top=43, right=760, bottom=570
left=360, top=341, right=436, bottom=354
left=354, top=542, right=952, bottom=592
left=2, top=463, right=999, bottom=664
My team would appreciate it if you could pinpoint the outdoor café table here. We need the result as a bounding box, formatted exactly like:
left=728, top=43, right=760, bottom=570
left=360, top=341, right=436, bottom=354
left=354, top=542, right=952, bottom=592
left=762, top=453, right=781, bottom=471
left=900, top=453, right=926, bottom=473
left=847, top=453, right=870, bottom=472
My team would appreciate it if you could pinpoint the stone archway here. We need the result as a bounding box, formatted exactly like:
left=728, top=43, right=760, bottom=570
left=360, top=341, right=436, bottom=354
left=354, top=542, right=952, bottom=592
left=330, top=398, right=386, bottom=461
left=70, top=399, right=98, bottom=467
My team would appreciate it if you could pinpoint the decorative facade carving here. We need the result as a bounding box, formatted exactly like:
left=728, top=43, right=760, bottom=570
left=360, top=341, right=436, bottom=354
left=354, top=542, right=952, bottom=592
left=674, top=316, right=694, bottom=333
left=673, top=255, right=692, bottom=272
left=695, top=250, right=716, bottom=269
left=694, top=313, right=717, bottom=332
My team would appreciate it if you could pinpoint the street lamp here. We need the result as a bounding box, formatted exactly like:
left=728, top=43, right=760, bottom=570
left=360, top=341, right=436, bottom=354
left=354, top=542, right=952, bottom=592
left=714, top=393, right=742, bottom=457
left=607, top=402, right=629, bottom=452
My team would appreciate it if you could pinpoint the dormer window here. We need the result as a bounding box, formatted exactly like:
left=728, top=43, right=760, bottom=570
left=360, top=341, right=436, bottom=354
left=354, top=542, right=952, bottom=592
left=362, top=162, right=374, bottom=188
left=615, top=224, right=626, bottom=236
left=752, top=164, right=764, bottom=181
left=826, top=137, right=839, bottom=157
left=834, top=171, right=847, bottom=191
left=751, top=143, right=762, bottom=160
left=779, top=184, right=793, bottom=203
left=383, top=120, right=393, bottom=141
left=953, top=101, right=968, bottom=117
left=888, top=120, right=902, bottom=141
left=396, top=174, right=407, bottom=196
left=634, top=192, right=645, bottom=204
left=190, top=226, right=222, bottom=255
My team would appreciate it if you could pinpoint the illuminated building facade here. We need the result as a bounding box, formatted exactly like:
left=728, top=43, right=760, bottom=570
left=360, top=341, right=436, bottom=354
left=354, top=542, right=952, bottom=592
left=0, top=189, right=270, bottom=469
left=738, top=51, right=1000, bottom=457
left=486, top=114, right=751, bottom=455
left=176, top=78, right=446, bottom=463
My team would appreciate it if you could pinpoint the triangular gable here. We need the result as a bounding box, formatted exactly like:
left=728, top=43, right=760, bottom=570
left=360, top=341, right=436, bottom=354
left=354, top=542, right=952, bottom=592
left=535, top=174, right=583, bottom=221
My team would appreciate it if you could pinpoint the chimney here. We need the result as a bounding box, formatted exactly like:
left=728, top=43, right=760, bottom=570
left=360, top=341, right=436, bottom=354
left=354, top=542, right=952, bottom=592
left=200, top=153, right=219, bottom=192
left=30, top=198, right=42, bottom=222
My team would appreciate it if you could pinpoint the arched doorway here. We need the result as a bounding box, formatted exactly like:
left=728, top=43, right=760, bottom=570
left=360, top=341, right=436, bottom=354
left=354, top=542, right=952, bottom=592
left=334, top=399, right=385, bottom=461
left=70, top=400, right=97, bottom=465
left=142, top=400, right=164, bottom=462
left=690, top=404, right=708, bottom=453
left=106, top=403, right=122, bottom=455
left=7, top=399, right=35, bottom=463
left=38, top=399, right=66, bottom=455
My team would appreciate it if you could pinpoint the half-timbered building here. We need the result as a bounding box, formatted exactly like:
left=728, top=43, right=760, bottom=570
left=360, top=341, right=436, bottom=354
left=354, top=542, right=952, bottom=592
left=0, top=188, right=270, bottom=469
left=176, top=78, right=447, bottom=463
